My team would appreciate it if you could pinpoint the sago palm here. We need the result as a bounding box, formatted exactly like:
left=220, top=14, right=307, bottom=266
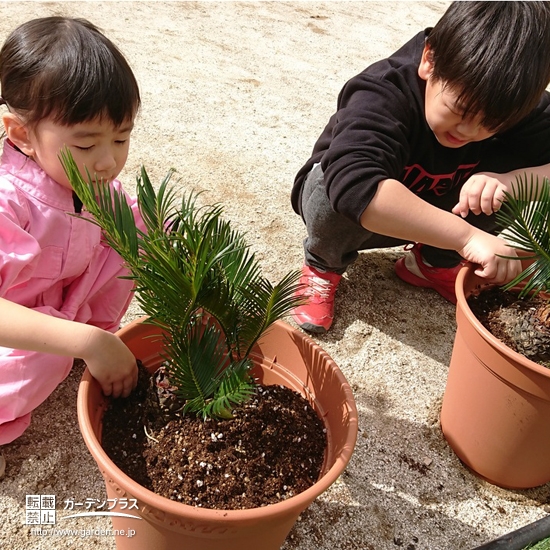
left=493, top=173, right=550, bottom=363
left=60, top=150, right=303, bottom=419
left=497, top=173, right=550, bottom=297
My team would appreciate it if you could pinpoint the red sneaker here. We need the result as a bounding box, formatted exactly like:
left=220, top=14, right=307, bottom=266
left=292, top=264, right=342, bottom=333
left=394, top=243, right=465, bottom=304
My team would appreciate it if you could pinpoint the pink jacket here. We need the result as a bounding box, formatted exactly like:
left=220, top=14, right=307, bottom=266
left=0, top=141, right=138, bottom=444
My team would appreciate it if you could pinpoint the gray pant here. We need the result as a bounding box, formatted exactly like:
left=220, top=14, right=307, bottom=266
left=300, top=163, right=499, bottom=274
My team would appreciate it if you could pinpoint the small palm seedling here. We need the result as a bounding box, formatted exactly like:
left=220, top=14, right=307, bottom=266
left=492, top=174, right=550, bottom=363
left=60, top=150, right=304, bottom=419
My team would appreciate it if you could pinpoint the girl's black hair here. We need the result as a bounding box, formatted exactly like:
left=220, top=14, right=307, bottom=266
left=427, top=1, right=550, bottom=131
left=0, top=17, right=140, bottom=127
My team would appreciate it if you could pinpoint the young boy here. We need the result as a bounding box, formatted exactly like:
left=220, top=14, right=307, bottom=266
left=291, top=1, right=550, bottom=333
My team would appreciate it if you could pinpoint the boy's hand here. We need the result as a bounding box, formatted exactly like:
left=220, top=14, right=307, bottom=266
left=81, top=328, right=138, bottom=398
left=452, top=172, right=512, bottom=218
left=457, top=229, right=522, bottom=284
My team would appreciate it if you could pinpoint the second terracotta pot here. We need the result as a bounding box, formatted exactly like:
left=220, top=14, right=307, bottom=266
left=441, top=264, right=550, bottom=489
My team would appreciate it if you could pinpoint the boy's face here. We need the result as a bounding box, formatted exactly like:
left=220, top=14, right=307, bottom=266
left=418, top=46, right=496, bottom=148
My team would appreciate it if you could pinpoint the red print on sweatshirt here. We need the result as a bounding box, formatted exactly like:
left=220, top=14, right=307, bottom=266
left=402, top=163, right=479, bottom=196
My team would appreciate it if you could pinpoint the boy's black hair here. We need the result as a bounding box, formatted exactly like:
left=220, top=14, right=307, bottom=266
left=427, top=1, right=550, bottom=131
left=0, top=17, right=140, bottom=127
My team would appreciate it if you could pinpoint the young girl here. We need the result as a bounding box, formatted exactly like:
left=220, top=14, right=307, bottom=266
left=0, top=16, right=143, bottom=475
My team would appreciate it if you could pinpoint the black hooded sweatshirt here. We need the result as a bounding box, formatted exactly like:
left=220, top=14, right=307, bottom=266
left=291, top=29, right=550, bottom=226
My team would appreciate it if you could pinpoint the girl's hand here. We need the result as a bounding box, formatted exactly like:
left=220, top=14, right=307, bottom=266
left=81, top=328, right=138, bottom=398
left=0, top=298, right=137, bottom=398
left=452, top=172, right=512, bottom=218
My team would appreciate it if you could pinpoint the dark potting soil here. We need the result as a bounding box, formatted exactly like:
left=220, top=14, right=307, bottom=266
left=101, top=363, right=327, bottom=510
left=467, top=286, right=524, bottom=349
left=467, top=285, right=550, bottom=365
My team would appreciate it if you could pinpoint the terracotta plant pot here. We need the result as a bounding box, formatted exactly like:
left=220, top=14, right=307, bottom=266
left=77, top=317, right=358, bottom=550
left=441, top=263, right=550, bottom=489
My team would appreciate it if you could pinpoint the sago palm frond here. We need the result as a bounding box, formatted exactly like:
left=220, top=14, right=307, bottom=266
left=168, top=320, right=229, bottom=405
left=187, top=358, right=256, bottom=420
left=497, top=173, right=550, bottom=298
left=61, top=151, right=142, bottom=261
left=236, top=271, right=304, bottom=357
left=136, top=166, right=178, bottom=235
left=60, top=149, right=301, bottom=419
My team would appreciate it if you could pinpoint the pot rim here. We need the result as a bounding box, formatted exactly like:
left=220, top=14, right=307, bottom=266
left=456, top=263, right=550, bottom=376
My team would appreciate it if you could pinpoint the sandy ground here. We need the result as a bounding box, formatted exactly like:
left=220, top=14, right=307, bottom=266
left=1, top=2, right=549, bottom=549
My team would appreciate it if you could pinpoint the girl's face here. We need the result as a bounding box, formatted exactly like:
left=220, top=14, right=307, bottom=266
left=24, top=116, right=134, bottom=189
left=418, top=46, right=496, bottom=148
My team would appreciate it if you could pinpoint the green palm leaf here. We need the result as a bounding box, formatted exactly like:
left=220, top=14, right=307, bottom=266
left=497, top=173, right=550, bottom=298
left=236, top=271, right=304, bottom=357
left=168, top=320, right=230, bottom=404
left=203, top=359, right=256, bottom=419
